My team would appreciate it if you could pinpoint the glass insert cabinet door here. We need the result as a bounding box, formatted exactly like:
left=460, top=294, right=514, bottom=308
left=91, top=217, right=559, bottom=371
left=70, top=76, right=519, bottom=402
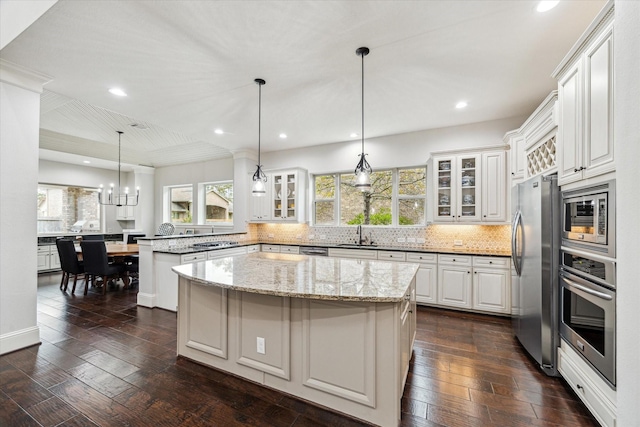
left=458, top=155, right=479, bottom=221
left=272, top=172, right=297, bottom=220
left=436, top=158, right=454, bottom=222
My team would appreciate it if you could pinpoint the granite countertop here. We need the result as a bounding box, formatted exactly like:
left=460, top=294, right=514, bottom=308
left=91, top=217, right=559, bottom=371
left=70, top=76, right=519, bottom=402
left=156, top=241, right=510, bottom=257
left=172, top=252, right=419, bottom=302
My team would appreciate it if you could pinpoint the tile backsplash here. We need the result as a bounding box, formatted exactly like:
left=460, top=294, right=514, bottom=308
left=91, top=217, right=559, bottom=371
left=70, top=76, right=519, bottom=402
left=255, top=223, right=511, bottom=253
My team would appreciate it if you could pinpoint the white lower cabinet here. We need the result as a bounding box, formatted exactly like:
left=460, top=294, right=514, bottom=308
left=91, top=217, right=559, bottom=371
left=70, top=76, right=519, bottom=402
left=472, top=256, right=510, bottom=314
left=406, top=253, right=437, bottom=305
left=558, top=340, right=616, bottom=427
left=437, top=254, right=511, bottom=314
left=437, top=255, right=473, bottom=309
left=37, top=244, right=61, bottom=272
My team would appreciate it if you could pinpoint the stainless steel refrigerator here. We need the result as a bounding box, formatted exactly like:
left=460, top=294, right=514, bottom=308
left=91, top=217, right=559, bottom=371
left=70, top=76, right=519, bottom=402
left=511, top=173, right=560, bottom=376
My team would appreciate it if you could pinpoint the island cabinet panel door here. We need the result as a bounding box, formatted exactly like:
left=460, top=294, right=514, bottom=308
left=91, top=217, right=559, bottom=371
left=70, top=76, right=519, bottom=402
left=235, top=293, right=291, bottom=380
left=301, top=300, right=376, bottom=407
left=179, top=279, right=228, bottom=359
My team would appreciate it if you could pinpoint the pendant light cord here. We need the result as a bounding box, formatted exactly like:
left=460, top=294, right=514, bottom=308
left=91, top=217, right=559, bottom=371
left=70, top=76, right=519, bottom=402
left=361, top=49, right=365, bottom=155
left=258, top=83, right=261, bottom=166
left=117, top=131, right=123, bottom=194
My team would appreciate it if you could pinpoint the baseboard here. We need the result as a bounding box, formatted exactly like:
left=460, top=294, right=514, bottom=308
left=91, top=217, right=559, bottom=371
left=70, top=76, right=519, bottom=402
left=0, top=326, right=40, bottom=355
left=136, top=292, right=157, bottom=308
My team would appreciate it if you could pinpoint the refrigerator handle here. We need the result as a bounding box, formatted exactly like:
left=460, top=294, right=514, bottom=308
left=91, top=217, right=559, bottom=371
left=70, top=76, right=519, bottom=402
left=512, top=210, right=523, bottom=276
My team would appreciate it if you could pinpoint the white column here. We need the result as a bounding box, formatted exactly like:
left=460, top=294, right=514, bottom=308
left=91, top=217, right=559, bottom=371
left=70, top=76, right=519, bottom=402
left=614, top=1, right=640, bottom=424
left=232, top=149, right=258, bottom=233
left=133, top=166, right=155, bottom=237
left=0, top=60, right=52, bottom=354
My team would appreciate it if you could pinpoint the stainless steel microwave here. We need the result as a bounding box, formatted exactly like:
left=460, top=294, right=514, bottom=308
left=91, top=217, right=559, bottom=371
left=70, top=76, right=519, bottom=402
left=562, top=180, right=615, bottom=258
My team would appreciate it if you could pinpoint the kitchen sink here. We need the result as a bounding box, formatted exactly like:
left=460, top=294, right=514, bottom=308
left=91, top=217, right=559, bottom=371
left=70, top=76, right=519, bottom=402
left=336, top=243, right=377, bottom=248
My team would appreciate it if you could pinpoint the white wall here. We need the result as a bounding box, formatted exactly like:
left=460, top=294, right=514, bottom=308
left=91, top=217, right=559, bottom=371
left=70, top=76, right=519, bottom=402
left=39, top=159, right=133, bottom=234
left=0, top=68, right=47, bottom=354
left=613, top=1, right=640, bottom=424
left=261, top=115, right=527, bottom=174
left=154, top=157, right=233, bottom=232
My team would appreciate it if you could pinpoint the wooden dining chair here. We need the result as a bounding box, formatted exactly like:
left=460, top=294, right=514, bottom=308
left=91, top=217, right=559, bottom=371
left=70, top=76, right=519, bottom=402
left=56, top=238, right=87, bottom=294
left=80, top=241, right=127, bottom=295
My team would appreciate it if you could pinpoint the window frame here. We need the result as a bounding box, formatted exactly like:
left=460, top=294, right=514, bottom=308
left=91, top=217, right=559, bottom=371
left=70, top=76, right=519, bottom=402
left=165, top=184, right=194, bottom=225
left=197, top=181, right=234, bottom=228
left=312, top=166, right=426, bottom=227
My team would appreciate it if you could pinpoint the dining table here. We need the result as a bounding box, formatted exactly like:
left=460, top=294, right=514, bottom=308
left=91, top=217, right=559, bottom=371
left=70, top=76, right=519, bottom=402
left=75, top=243, right=139, bottom=257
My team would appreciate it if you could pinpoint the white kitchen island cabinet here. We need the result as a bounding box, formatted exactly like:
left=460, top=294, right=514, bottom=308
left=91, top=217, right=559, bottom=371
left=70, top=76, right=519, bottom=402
left=172, top=252, right=418, bottom=427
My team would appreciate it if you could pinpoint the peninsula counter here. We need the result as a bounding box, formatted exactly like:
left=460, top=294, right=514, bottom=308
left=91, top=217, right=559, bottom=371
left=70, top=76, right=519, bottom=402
left=172, top=252, right=419, bottom=427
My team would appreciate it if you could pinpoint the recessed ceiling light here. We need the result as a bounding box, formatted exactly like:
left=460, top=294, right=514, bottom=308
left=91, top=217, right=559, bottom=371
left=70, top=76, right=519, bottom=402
left=83, top=160, right=91, bottom=164
left=279, top=133, right=287, bottom=139
left=214, top=129, right=224, bottom=135
left=350, top=133, right=359, bottom=138
left=108, top=88, right=127, bottom=97
left=536, top=1, right=559, bottom=12
left=456, top=101, right=468, bottom=109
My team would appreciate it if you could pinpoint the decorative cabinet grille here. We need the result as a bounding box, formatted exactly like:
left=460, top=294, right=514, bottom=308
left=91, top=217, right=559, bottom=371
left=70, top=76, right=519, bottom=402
left=527, top=135, right=556, bottom=177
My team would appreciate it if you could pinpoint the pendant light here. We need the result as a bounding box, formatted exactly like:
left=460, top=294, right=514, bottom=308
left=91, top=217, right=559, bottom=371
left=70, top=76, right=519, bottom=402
left=251, top=78, right=268, bottom=197
left=354, top=46, right=372, bottom=192
left=98, top=131, right=139, bottom=206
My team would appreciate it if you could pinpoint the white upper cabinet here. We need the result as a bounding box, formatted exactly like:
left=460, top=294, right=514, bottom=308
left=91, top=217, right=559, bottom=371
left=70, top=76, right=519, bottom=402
left=432, top=146, right=508, bottom=224
left=553, top=3, right=614, bottom=186
left=481, top=151, right=506, bottom=222
left=249, top=168, right=307, bottom=223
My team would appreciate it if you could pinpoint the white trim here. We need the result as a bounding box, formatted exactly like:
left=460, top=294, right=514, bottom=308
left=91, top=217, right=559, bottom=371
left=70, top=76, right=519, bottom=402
left=0, top=59, right=52, bottom=93
left=0, top=326, right=40, bottom=355
left=136, top=292, right=157, bottom=308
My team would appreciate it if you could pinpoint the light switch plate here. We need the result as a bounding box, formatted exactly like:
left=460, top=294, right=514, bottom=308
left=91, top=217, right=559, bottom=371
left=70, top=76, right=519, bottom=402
left=397, top=237, right=406, bottom=243
left=417, top=238, right=426, bottom=244
left=257, top=337, right=265, bottom=354
left=454, top=240, right=463, bottom=246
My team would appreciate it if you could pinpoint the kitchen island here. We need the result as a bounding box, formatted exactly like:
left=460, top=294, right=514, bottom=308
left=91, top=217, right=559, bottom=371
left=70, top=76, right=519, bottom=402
left=172, top=252, right=419, bottom=427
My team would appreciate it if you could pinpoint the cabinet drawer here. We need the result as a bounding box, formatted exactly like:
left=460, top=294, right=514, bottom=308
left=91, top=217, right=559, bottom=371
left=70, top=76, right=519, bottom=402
left=261, top=244, right=280, bottom=253
left=279, top=245, right=299, bottom=254
left=328, top=248, right=378, bottom=260
left=180, top=253, right=207, bottom=264
left=558, top=346, right=616, bottom=427
left=473, top=256, right=509, bottom=269
left=377, top=251, right=406, bottom=261
left=208, top=247, right=246, bottom=259
left=406, top=252, right=437, bottom=264
left=37, top=245, right=51, bottom=254
left=246, top=245, right=260, bottom=253
left=437, top=254, right=472, bottom=266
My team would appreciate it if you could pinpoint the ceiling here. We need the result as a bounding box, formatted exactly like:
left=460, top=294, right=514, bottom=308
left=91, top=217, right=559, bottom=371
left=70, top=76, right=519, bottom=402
left=1, top=0, right=606, bottom=169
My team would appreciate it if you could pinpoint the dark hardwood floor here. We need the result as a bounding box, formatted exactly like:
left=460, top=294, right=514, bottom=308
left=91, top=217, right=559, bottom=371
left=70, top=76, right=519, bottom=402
left=0, top=272, right=599, bottom=427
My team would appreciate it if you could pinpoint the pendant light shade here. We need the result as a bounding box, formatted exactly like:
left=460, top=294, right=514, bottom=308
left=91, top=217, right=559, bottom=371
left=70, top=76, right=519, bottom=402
left=252, top=78, right=268, bottom=197
left=354, top=47, right=372, bottom=192
left=98, top=131, right=139, bottom=206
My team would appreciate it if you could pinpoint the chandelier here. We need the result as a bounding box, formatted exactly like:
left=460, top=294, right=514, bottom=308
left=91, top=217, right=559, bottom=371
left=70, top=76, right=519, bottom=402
left=98, top=131, right=139, bottom=206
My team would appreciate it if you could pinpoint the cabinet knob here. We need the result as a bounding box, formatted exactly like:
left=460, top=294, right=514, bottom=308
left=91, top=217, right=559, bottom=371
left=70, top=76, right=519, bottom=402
left=483, top=215, right=487, bottom=218
left=452, top=259, right=456, bottom=262
left=467, top=271, right=471, bottom=274
left=577, top=384, right=584, bottom=391
left=489, top=261, right=493, bottom=264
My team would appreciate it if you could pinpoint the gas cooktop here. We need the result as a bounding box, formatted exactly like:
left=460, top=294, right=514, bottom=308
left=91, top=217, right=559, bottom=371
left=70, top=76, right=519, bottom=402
left=192, top=241, right=239, bottom=249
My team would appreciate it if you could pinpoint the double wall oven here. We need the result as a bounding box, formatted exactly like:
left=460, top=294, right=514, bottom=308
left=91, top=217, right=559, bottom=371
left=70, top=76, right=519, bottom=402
left=560, top=180, right=616, bottom=388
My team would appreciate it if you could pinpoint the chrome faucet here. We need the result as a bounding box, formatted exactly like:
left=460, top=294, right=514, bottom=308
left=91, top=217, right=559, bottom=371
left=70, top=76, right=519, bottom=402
left=356, top=225, right=367, bottom=245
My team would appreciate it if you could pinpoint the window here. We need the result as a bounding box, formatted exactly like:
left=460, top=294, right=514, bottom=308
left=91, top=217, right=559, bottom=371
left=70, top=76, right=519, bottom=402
left=313, top=167, right=426, bottom=227
left=170, top=185, right=193, bottom=224
left=201, top=182, right=233, bottom=226
left=37, top=184, right=101, bottom=233
left=340, top=170, right=393, bottom=225
left=398, top=168, right=427, bottom=225
left=314, top=175, right=336, bottom=225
